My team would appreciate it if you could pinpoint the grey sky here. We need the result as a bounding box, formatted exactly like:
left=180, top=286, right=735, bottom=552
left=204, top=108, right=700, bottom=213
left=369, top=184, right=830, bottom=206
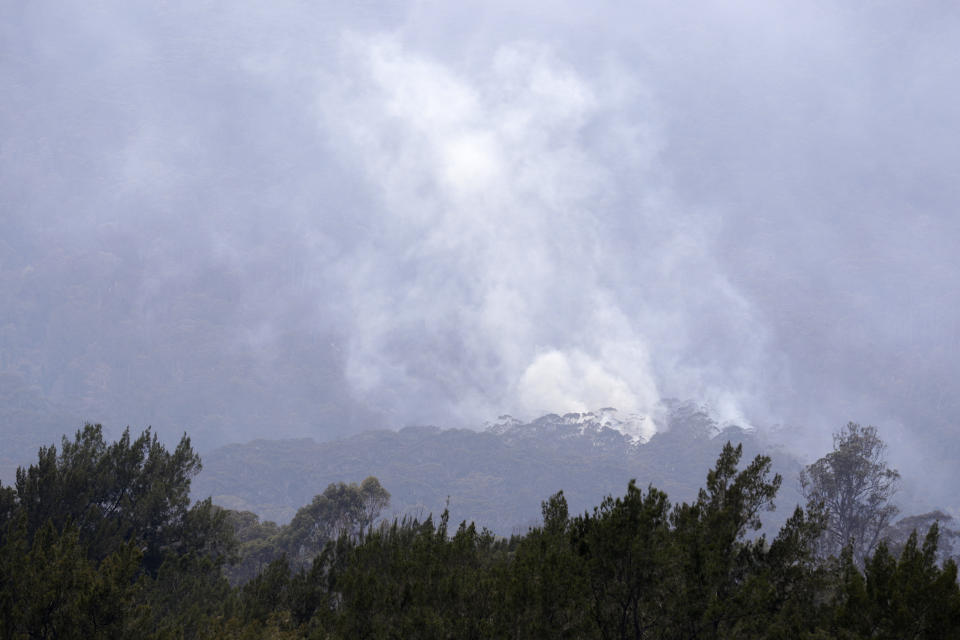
left=2, top=1, right=959, bottom=504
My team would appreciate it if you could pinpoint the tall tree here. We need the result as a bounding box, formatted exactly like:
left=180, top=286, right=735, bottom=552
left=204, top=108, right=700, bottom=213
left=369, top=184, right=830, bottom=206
left=278, top=477, right=390, bottom=567
left=504, top=492, right=593, bottom=639
left=668, top=442, right=783, bottom=640
left=800, top=422, right=900, bottom=565
left=571, top=481, right=672, bottom=640
left=11, top=423, right=229, bottom=575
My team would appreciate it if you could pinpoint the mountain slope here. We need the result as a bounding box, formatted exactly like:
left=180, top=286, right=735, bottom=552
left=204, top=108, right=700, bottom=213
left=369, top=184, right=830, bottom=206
left=193, top=404, right=805, bottom=534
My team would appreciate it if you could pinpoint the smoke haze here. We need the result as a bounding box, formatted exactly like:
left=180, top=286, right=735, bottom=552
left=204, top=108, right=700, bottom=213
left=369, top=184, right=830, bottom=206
left=2, top=1, right=959, bottom=506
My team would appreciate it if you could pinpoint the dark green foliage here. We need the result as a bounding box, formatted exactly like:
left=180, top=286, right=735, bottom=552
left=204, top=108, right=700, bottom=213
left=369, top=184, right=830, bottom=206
left=667, top=444, right=784, bottom=639
left=239, top=556, right=294, bottom=625
left=504, top=492, right=593, bottom=638
left=826, top=525, right=960, bottom=639
left=222, top=510, right=281, bottom=585
left=4, top=425, right=960, bottom=639
left=315, top=512, right=505, bottom=639
left=748, top=505, right=830, bottom=639
left=0, top=517, right=152, bottom=639
left=0, top=425, right=231, bottom=639
left=13, top=423, right=206, bottom=573
left=572, top=482, right=671, bottom=639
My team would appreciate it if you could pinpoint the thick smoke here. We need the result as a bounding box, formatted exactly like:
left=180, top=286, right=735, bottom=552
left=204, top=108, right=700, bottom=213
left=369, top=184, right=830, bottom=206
left=2, top=1, right=960, bottom=507
left=314, top=35, right=765, bottom=428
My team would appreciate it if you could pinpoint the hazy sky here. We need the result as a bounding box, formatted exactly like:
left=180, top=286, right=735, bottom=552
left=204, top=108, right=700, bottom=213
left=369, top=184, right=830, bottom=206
left=2, top=1, right=960, bottom=501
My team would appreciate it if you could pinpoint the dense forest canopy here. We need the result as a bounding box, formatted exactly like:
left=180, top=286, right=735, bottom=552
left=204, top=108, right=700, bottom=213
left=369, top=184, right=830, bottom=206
left=191, top=405, right=808, bottom=533
left=2, top=424, right=959, bottom=639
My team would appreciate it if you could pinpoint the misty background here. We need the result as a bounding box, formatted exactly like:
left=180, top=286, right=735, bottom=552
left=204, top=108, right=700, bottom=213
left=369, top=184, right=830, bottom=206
left=2, top=2, right=959, bottom=509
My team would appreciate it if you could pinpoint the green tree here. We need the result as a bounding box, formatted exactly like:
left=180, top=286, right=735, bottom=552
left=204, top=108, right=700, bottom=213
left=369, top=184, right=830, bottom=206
left=827, top=525, right=960, bottom=638
left=754, top=507, right=830, bottom=638
left=501, top=492, right=593, bottom=639
left=278, top=477, right=390, bottom=568
left=222, top=509, right=282, bottom=585
left=571, top=481, right=672, bottom=640
left=667, top=442, right=782, bottom=640
left=0, top=519, right=150, bottom=640
left=13, top=423, right=211, bottom=574
left=1, top=424, right=237, bottom=639
left=800, top=422, right=900, bottom=565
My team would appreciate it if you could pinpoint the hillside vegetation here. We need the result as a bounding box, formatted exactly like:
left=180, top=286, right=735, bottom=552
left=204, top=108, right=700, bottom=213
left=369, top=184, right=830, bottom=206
left=2, top=423, right=960, bottom=638
left=193, top=404, right=805, bottom=534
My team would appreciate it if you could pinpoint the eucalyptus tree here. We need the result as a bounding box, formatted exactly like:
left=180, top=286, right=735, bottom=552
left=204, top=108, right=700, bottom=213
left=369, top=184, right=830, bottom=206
left=800, top=422, right=900, bottom=565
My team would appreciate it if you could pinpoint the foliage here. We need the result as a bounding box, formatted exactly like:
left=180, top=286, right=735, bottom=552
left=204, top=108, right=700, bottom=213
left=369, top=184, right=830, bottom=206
left=571, top=481, right=671, bottom=638
left=0, top=519, right=151, bottom=639
left=12, top=423, right=213, bottom=573
left=3, top=424, right=960, bottom=639
left=223, top=477, right=391, bottom=585
left=193, top=408, right=806, bottom=535
left=0, top=425, right=228, bottom=639
left=800, top=422, right=900, bottom=565
left=278, top=476, right=390, bottom=567
left=883, top=510, right=960, bottom=566
left=826, top=525, right=960, bottom=639
left=504, top=492, right=593, bottom=638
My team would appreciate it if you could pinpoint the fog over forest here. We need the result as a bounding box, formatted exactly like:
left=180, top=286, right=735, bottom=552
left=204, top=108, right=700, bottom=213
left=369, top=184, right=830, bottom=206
left=2, top=2, right=960, bottom=508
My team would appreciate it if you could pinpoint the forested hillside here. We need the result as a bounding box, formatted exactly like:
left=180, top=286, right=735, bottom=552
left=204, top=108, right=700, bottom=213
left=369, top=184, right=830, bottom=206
left=193, top=404, right=805, bottom=534
left=3, top=424, right=959, bottom=639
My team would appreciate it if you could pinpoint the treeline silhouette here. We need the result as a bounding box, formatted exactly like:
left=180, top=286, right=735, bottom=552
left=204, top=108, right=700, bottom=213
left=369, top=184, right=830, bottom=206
left=1, top=424, right=958, bottom=639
